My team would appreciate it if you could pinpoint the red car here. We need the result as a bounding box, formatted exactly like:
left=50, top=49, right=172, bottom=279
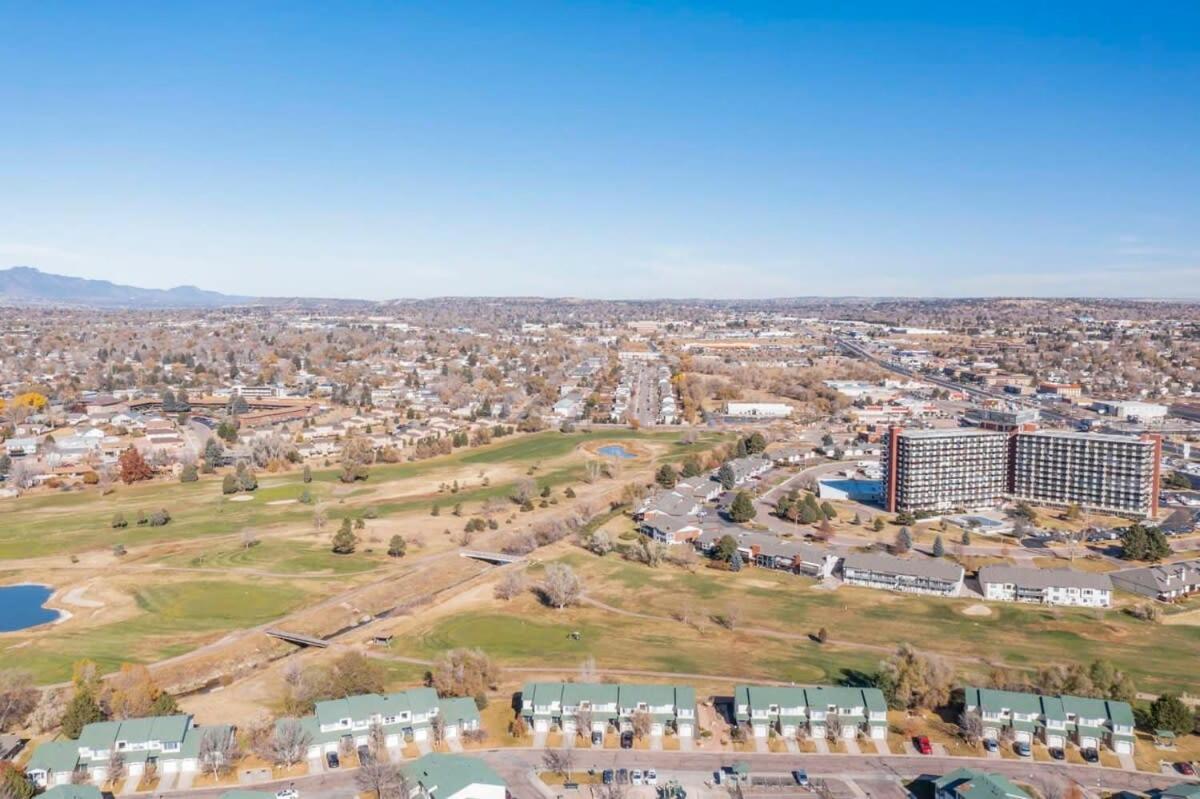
left=915, top=736, right=933, bottom=755
left=1176, top=762, right=1196, bottom=777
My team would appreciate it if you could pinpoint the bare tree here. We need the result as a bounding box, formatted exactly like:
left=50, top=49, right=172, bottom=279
left=812, top=779, right=836, bottom=799
left=575, top=707, right=594, bottom=741
left=494, top=569, right=527, bottom=601
left=431, top=714, right=445, bottom=745
left=106, top=751, right=126, bottom=787
left=0, top=669, right=39, bottom=731
left=241, top=528, right=259, bottom=549
left=198, top=728, right=241, bottom=779
left=958, top=709, right=984, bottom=745
left=630, top=709, right=652, bottom=740
left=539, top=563, right=583, bottom=609
left=368, top=720, right=387, bottom=757
left=542, top=748, right=574, bottom=779
left=356, top=760, right=412, bottom=799
left=269, top=719, right=313, bottom=767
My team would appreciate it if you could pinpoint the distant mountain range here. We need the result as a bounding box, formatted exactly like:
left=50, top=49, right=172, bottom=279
left=0, top=266, right=257, bottom=308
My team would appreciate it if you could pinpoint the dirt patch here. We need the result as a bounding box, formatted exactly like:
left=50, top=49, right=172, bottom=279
left=228, top=495, right=254, bottom=502
left=265, top=499, right=297, bottom=506
left=1162, top=608, right=1200, bottom=627
left=961, top=603, right=993, bottom=617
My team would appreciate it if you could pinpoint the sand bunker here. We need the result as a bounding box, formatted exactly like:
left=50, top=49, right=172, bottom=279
left=228, top=494, right=254, bottom=502
left=962, top=603, right=993, bottom=617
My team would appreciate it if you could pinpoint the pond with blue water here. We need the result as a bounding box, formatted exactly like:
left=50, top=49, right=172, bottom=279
left=0, top=584, right=61, bottom=632
left=597, top=444, right=637, bottom=459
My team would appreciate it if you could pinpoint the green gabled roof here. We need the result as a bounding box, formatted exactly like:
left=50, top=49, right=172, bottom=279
left=42, top=786, right=102, bottom=799
left=1105, top=700, right=1134, bottom=727
left=971, top=687, right=1042, bottom=717
left=525, top=682, right=564, bottom=709
left=934, top=769, right=1030, bottom=799
left=804, top=686, right=866, bottom=711
left=1164, top=785, right=1200, bottom=799
left=179, top=725, right=234, bottom=759
left=741, top=685, right=806, bottom=709
left=1039, top=696, right=1066, bottom=722
left=76, top=720, right=122, bottom=750
left=315, top=688, right=440, bottom=727
left=862, top=688, right=887, bottom=713
left=618, top=684, right=678, bottom=708
left=561, top=682, right=618, bottom=706
left=1061, top=695, right=1108, bottom=721
left=674, top=685, right=696, bottom=713
left=26, top=741, right=81, bottom=774
left=405, top=753, right=505, bottom=799
left=1010, top=720, right=1036, bottom=733
left=438, top=697, right=481, bottom=726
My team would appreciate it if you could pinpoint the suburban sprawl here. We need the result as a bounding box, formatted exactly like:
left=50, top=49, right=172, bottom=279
left=2, top=295, right=1200, bottom=799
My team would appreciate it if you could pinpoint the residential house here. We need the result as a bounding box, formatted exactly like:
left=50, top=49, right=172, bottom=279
left=963, top=687, right=1135, bottom=754
left=694, top=530, right=838, bottom=579
left=4, top=436, right=38, bottom=457
left=734, top=685, right=887, bottom=741
left=519, top=683, right=695, bottom=738
left=717, top=456, right=772, bottom=486
left=25, top=714, right=234, bottom=787
left=282, top=688, right=479, bottom=759
left=1111, top=560, right=1200, bottom=602
left=978, top=565, right=1113, bottom=608
left=40, top=786, right=104, bottom=799
left=405, top=753, right=507, bottom=799
left=841, top=552, right=964, bottom=597
left=933, top=769, right=1031, bottom=799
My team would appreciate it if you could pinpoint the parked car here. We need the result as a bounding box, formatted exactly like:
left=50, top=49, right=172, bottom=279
left=620, top=731, right=634, bottom=749
left=275, top=790, right=298, bottom=799
left=1048, top=747, right=1065, bottom=761
left=592, top=730, right=603, bottom=746
left=1081, top=748, right=1100, bottom=763
left=616, top=769, right=629, bottom=785
left=357, top=745, right=372, bottom=765
left=1014, top=741, right=1032, bottom=758
left=602, top=770, right=614, bottom=785
left=631, top=770, right=644, bottom=786
left=915, top=736, right=933, bottom=755
left=792, top=770, right=810, bottom=787
left=1175, top=762, right=1196, bottom=776
left=325, top=752, right=340, bottom=769
left=982, top=739, right=998, bottom=752
left=645, top=770, right=658, bottom=786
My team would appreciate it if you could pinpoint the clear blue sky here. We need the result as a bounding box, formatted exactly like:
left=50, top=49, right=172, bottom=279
left=2, top=1, right=1197, bottom=299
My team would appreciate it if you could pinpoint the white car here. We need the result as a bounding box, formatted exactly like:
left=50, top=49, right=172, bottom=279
left=645, top=770, right=658, bottom=786
left=631, top=770, right=644, bottom=786
left=276, top=790, right=299, bottom=799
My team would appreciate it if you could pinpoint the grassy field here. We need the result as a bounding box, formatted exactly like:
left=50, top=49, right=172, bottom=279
left=405, top=545, right=1200, bottom=695
left=0, top=429, right=728, bottom=561
left=157, top=539, right=384, bottom=575
left=2, top=578, right=315, bottom=682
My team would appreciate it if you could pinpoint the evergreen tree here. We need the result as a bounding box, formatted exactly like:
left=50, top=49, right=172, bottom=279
left=729, top=550, right=743, bottom=572
left=895, top=527, right=912, bottom=553
left=1149, top=694, right=1194, bottom=736
left=745, top=432, right=767, bottom=454
left=222, top=474, right=238, bottom=494
left=655, top=464, right=677, bottom=489
left=729, top=490, right=757, bottom=523
left=332, top=518, right=357, bottom=554
left=932, top=534, right=945, bottom=558
left=717, top=462, right=736, bottom=490
left=179, top=463, right=198, bottom=483
left=61, top=690, right=105, bottom=739
left=302, top=464, right=312, bottom=483
left=388, top=535, right=407, bottom=558
left=961, top=529, right=972, bottom=546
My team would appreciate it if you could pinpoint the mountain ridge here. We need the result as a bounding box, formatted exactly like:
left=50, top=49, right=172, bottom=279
left=0, top=266, right=258, bottom=308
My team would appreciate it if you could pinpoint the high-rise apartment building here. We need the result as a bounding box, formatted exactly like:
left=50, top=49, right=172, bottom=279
left=882, top=428, right=1010, bottom=514
left=883, top=427, right=1161, bottom=518
left=1009, top=430, right=1161, bottom=517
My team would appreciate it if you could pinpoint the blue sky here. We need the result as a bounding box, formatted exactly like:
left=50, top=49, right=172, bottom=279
left=1, top=1, right=1197, bottom=299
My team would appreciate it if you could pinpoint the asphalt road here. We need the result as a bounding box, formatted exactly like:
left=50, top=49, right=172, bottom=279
left=165, top=749, right=1191, bottom=799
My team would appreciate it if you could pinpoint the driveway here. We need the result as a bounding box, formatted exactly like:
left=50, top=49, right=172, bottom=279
left=157, top=771, right=179, bottom=791
left=118, top=773, right=140, bottom=795
left=307, top=756, right=324, bottom=775
left=175, top=771, right=195, bottom=791
left=844, top=738, right=861, bottom=755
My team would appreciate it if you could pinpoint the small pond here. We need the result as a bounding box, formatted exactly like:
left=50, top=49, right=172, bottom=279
left=0, top=584, right=61, bottom=632
left=598, top=444, right=637, bottom=459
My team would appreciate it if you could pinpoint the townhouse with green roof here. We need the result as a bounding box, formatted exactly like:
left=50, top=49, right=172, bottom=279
left=280, top=688, right=481, bottom=759
left=519, top=682, right=696, bottom=738
left=933, top=769, right=1031, bottom=799
left=25, top=714, right=234, bottom=788
left=734, top=685, right=888, bottom=741
left=405, top=753, right=506, bottom=799
left=39, top=786, right=104, bottom=799
left=963, top=686, right=1134, bottom=754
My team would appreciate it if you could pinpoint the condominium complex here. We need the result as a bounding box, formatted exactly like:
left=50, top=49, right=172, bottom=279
left=882, top=428, right=1009, bottom=514
left=978, top=565, right=1113, bottom=608
left=1010, top=430, right=1161, bottom=517
left=884, top=426, right=1161, bottom=517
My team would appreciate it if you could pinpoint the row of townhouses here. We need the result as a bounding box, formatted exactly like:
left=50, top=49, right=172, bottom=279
left=977, top=565, right=1113, bottom=608
left=963, top=686, right=1135, bottom=754
left=519, top=682, right=696, bottom=738
left=841, top=551, right=966, bottom=596
left=281, top=687, right=481, bottom=759
left=694, top=528, right=839, bottom=580
left=1111, top=559, right=1200, bottom=602
left=733, top=685, right=889, bottom=741
left=26, top=715, right=234, bottom=787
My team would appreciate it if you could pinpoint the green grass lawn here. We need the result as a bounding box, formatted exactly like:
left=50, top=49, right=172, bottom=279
left=445, top=548, right=1200, bottom=695
left=157, top=539, right=384, bottom=575
left=0, top=430, right=728, bottom=561
left=2, top=578, right=314, bottom=682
